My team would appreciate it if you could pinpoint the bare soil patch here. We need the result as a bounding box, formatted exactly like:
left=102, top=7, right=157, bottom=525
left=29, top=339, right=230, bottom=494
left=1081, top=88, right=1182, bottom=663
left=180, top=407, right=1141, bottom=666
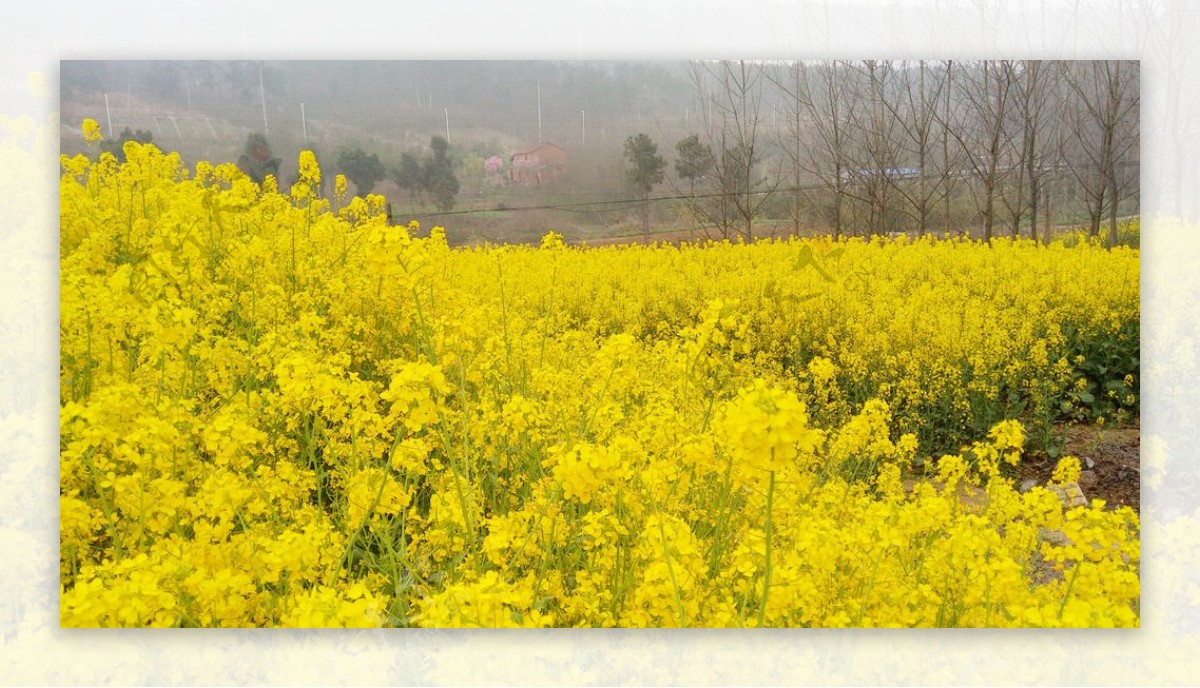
left=1017, top=420, right=1140, bottom=512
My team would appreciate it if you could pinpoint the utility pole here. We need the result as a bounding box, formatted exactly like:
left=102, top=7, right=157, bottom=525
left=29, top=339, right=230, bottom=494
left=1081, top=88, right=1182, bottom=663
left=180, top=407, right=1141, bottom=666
left=444, top=108, right=450, bottom=143
left=581, top=110, right=586, bottom=146
left=103, top=93, right=113, bottom=138
left=258, top=66, right=269, bottom=136
left=537, top=81, right=542, bottom=142
left=300, top=103, right=308, bottom=141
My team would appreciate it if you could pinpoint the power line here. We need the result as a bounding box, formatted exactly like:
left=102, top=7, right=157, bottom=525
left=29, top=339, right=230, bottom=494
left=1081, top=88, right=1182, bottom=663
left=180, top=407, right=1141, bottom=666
left=389, top=159, right=1140, bottom=221
left=389, top=183, right=821, bottom=220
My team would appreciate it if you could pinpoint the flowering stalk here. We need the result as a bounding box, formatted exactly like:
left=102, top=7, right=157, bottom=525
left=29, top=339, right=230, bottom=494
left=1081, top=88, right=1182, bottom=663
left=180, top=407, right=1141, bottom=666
left=758, top=466, right=776, bottom=628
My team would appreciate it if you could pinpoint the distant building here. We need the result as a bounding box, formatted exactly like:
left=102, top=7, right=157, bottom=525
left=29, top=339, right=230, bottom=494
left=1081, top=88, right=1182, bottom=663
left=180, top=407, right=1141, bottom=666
left=841, top=167, right=921, bottom=182
left=510, top=142, right=568, bottom=186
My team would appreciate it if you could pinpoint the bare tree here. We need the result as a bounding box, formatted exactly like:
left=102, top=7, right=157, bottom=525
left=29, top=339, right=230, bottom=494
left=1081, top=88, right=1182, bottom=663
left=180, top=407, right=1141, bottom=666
left=1019, top=60, right=1055, bottom=242
left=774, top=60, right=855, bottom=239
left=944, top=59, right=1016, bottom=242
left=684, top=66, right=740, bottom=239
left=726, top=58, right=1137, bottom=245
left=1061, top=60, right=1140, bottom=246
left=940, top=59, right=966, bottom=237
left=689, top=60, right=777, bottom=241
left=1044, top=64, right=1077, bottom=244
left=879, top=60, right=957, bottom=236
left=766, top=61, right=809, bottom=236
left=991, top=59, right=1078, bottom=243
left=844, top=60, right=905, bottom=235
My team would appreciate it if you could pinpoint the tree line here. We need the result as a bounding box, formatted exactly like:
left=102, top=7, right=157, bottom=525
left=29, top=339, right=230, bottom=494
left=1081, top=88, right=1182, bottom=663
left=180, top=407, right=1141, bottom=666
left=232, top=134, right=461, bottom=213
left=336, top=136, right=460, bottom=212
left=629, top=60, right=1138, bottom=246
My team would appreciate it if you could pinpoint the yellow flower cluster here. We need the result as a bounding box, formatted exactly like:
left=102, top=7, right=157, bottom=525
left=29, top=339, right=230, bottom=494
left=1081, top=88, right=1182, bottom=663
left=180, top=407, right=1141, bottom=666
left=81, top=117, right=103, bottom=143
left=59, top=138, right=1139, bottom=627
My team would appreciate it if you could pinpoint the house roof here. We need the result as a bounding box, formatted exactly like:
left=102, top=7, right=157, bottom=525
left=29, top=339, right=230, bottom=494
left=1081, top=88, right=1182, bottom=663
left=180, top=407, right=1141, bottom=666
left=512, top=142, right=567, bottom=157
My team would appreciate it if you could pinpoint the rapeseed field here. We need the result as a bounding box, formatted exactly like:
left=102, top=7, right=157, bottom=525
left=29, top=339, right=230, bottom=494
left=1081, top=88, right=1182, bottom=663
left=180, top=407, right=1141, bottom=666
left=59, top=132, right=1139, bottom=627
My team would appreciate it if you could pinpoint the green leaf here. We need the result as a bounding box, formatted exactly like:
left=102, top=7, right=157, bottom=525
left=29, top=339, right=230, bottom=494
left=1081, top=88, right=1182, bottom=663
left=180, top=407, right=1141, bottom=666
left=794, top=245, right=814, bottom=270
left=793, top=245, right=835, bottom=282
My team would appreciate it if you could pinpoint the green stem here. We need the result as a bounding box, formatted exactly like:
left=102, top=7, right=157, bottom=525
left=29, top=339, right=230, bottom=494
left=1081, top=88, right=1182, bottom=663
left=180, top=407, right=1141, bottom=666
left=496, top=257, right=514, bottom=396
left=758, top=468, right=776, bottom=628
left=1057, top=560, right=1084, bottom=622
left=657, top=511, right=687, bottom=627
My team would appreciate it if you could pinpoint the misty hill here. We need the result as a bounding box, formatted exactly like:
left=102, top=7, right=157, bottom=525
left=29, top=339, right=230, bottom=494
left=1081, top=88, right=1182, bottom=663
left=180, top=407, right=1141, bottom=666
left=60, top=60, right=713, bottom=243
left=61, top=60, right=695, bottom=175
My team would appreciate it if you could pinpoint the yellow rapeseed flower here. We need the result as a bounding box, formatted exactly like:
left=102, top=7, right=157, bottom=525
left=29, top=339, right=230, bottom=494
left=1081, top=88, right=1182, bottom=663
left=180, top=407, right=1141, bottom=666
left=81, top=118, right=102, bottom=143
left=57, top=140, right=1140, bottom=628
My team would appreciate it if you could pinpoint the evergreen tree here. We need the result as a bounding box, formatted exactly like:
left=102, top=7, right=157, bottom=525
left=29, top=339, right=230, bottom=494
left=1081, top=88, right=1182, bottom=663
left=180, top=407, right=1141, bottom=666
left=423, top=136, right=460, bottom=212
left=623, top=133, right=666, bottom=237
left=101, top=127, right=154, bottom=163
left=337, top=147, right=385, bottom=195
left=392, top=152, right=425, bottom=204
left=236, top=133, right=281, bottom=185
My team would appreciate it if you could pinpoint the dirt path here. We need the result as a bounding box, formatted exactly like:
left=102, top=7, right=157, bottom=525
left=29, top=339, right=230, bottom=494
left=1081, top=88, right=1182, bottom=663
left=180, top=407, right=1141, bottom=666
left=1017, top=420, right=1140, bottom=512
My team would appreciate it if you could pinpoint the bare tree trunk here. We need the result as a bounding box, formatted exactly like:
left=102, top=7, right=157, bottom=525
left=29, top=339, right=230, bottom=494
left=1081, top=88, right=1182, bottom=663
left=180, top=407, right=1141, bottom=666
left=1107, top=142, right=1120, bottom=247
left=1092, top=95, right=1114, bottom=239
left=1028, top=139, right=1039, bottom=241
left=943, top=60, right=953, bottom=237
left=1043, top=175, right=1053, bottom=243
left=641, top=196, right=651, bottom=239
left=831, top=62, right=850, bottom=239
left=982, top=62, right=1001, bottom=242
left=740, top=61, right=755, bottom=241
left=1026, top=60, right=1042, bottom=241
left=794, top=64, right=803, bottom=236
left=984, top=176, right=996, bottom=242
left=1106, top=62, right=1124, bottom=248
left=918, top=61, right=928, bottom=235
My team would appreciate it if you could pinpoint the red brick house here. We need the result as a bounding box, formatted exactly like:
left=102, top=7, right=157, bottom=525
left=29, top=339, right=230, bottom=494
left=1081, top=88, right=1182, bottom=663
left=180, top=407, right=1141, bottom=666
left=509, top=142, right=568, bottom=186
